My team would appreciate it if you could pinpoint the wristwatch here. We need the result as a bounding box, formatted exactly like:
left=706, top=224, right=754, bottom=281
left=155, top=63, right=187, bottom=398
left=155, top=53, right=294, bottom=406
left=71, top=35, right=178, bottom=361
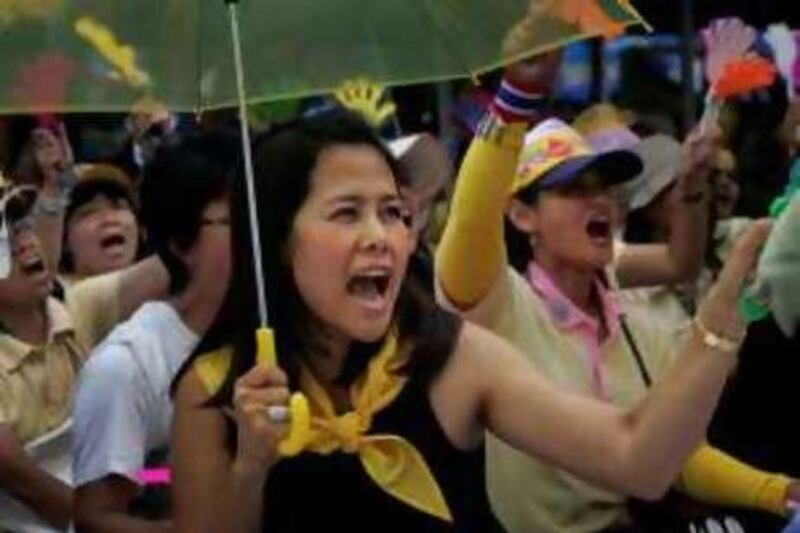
left=693, top=318, right=743, bottom=354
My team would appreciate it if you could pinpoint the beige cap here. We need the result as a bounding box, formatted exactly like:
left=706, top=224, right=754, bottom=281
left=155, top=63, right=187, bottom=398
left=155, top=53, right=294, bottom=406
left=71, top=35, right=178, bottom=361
left=388, top=133, right=453, bottom=192
left=627, top=134, right=683, bottom=211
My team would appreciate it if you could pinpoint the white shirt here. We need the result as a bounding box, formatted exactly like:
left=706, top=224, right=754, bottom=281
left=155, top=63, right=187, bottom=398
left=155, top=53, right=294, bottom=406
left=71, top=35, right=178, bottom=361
left=72, top=302, right=198, bottom=487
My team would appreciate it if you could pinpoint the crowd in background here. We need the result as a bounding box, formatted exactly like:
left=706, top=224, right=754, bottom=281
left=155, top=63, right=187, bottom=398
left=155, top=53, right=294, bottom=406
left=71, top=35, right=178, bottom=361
left=1, top=17, right=799, bottom=533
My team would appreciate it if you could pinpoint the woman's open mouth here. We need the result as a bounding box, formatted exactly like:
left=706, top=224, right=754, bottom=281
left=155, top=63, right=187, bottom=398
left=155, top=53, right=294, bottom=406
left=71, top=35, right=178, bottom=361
left=20, top=257, right=46, bottom=276
left=99, top=232, right=129, bottom=256
left=585, top=214, right=612, bottom=243
left=346, top=269, right=393, bottom=312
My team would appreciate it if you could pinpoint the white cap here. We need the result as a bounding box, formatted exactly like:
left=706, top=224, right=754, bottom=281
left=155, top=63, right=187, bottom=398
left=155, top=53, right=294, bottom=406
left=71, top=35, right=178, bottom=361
left=388, top=134, right=421, bottom=159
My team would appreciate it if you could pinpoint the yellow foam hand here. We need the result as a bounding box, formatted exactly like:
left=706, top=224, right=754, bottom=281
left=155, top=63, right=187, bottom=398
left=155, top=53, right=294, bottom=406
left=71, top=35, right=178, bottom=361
left=255, top=327, right=311, bottom=457
left=74, top=16, right=150, bottom=89
left=333, top=78, right=397, bottom=129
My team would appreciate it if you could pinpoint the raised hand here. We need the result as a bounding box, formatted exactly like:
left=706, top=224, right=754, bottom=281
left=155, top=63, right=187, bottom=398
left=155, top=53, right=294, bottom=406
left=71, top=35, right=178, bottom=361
left=503, top=49, right=562, bottom=93
left=702, top=17, right=757, bottom=85
left=674, top=121, right=722, bottom=203
left=696, top=220, right=772, bottom=346
left=31, top=122, right=73, bottom=191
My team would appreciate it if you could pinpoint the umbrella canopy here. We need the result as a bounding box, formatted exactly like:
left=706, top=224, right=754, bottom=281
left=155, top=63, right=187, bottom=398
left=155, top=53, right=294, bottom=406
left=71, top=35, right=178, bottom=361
left=0, top=0, right=643, bottom=113
left=1, top=0, right=648, bottom=470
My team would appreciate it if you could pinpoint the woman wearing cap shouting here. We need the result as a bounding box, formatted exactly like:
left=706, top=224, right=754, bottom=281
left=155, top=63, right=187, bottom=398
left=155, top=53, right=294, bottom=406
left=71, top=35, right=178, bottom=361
left=434, top=54, right=786, bottom=532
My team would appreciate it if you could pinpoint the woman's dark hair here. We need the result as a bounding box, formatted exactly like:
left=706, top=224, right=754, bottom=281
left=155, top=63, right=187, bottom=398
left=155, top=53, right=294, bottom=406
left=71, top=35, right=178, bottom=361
left=505, top=184, right=539, bottom=273
left=139, top=132, right=239, bottom=294
left=622, top=207, right=654, bottom=245
left=174, top=112, right=460, bottom=408
left=727, top=76, right=791, bottom=216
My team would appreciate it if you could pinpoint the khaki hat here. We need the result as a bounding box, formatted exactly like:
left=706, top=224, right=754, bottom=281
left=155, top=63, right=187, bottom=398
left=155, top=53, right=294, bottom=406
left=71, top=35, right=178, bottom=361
left=66, top=163, right=136, bottom=224
left=73, top=163, right=133, bottom=188
left=388, top=133, right=453, bottom=192
left=573, top=103, right=640, bottom=153
left=627, top=134, right=683, bottom=211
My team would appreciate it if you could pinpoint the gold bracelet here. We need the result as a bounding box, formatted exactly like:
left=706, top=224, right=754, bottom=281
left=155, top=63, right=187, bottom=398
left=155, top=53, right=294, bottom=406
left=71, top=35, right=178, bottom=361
left=693, top=317, right=743, bottom=354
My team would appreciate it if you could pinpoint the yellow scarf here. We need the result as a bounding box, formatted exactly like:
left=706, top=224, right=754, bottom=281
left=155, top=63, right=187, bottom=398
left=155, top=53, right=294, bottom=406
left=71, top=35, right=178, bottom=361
left=195, top=333, right=453, bottom=523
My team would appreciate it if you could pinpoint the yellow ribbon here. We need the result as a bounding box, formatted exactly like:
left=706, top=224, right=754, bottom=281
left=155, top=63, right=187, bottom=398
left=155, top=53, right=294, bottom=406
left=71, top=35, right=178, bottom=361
left=297, top=332, right=453, bottom=523
left=194, top=333, right=452, bottom=523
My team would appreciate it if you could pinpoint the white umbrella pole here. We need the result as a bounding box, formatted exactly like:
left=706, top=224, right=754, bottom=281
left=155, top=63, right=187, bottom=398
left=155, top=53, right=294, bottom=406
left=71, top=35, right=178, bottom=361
left=225, top=0, right=269, bottom=328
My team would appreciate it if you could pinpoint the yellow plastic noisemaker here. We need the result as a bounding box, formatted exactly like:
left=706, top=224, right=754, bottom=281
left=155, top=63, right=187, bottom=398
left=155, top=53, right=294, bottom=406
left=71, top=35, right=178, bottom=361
left=255, top=327, right=311, bottom=457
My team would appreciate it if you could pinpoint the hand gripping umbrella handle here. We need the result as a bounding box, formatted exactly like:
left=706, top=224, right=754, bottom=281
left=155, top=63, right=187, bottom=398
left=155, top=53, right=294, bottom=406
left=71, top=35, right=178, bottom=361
left=256, top=327, right=311, bottom=457
left=225, top=0, right=310, bottom=457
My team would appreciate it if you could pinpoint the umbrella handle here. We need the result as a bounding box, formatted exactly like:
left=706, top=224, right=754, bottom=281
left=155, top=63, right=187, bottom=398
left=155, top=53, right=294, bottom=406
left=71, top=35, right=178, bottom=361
left=278, top=393, right=311, bottom=457
left=255, top=327, right=312, bottom=457
left=255, top=326, right=277, bottom=367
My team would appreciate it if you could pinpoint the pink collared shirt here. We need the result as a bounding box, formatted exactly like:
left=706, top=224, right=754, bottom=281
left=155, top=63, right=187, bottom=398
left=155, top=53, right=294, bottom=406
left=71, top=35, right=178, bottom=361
left=525, top=262, right=623, bottom=399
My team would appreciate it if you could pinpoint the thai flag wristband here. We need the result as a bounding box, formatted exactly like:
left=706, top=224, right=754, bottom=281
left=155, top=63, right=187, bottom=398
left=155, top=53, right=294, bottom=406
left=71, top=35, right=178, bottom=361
left=490, top=77, right=547, bottom=123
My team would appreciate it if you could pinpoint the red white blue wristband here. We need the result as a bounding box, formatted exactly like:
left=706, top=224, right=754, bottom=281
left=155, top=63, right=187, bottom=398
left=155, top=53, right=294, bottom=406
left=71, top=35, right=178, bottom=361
left=491, top=78, right=546, bottom=123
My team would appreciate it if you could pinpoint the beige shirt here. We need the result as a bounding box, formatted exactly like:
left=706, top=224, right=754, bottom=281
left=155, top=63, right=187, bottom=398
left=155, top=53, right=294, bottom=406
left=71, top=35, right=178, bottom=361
left=438, top=267, right=678, bottom=533
left=0, top=272, right=122, bottom=444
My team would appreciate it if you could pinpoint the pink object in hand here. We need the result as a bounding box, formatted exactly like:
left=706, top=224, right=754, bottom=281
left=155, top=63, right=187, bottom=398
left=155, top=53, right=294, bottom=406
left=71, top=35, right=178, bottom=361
left=137, top=467, right=171, bottom=485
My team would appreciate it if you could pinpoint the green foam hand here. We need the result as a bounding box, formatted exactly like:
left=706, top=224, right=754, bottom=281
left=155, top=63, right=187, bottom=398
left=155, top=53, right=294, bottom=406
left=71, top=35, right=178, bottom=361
left=739, top=159, right=800, bottom=335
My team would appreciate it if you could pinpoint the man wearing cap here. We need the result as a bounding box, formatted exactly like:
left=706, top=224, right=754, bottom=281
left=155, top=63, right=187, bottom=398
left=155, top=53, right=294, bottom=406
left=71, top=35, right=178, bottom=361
left=435, top=55, right=797, bottom=532
left=60, top=163, right=140, bottom=284
left=0, top=171, right=169, bottom=530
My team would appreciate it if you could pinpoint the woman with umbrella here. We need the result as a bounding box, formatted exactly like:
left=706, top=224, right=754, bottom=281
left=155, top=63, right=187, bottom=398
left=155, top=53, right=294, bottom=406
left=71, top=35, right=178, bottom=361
left=169, top=106, right=768, bottom=531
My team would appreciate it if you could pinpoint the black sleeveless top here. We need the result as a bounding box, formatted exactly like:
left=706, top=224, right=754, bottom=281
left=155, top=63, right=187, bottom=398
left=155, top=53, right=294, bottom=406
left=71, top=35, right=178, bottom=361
left=261, top=372, right=503, bottom=532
